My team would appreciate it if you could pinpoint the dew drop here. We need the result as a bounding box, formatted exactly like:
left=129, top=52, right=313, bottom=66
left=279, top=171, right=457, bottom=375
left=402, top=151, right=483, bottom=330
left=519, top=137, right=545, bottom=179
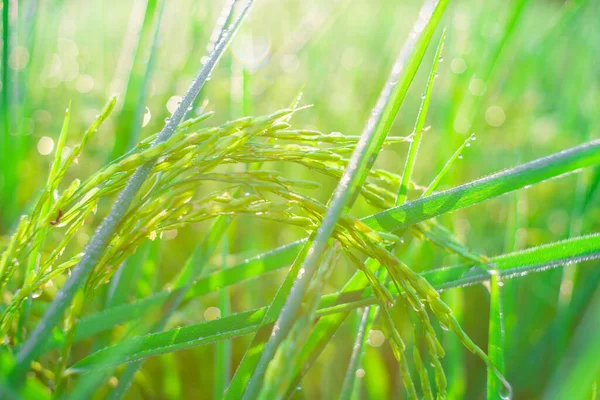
left=458, top=154, right=463, bottom=159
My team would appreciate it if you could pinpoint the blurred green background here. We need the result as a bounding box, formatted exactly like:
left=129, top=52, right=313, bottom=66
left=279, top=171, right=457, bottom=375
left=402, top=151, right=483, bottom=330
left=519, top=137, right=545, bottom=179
left=1, top=0, right=599, bottom=398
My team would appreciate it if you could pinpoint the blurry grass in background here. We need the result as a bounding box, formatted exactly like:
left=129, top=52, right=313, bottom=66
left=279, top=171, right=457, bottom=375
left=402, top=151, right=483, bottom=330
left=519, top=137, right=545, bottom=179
left=0, top=0, right=599, bottom=398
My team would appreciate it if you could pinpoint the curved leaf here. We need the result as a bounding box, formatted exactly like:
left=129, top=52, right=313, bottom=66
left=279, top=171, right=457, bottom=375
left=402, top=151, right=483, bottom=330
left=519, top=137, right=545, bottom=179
left=59, top=140, right=600, bottom=350
left=69, top=234, right=600, bottom=372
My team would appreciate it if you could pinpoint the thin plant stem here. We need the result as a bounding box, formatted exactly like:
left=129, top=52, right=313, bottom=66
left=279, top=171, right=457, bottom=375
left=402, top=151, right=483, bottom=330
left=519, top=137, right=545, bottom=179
left=242, top=1, right=449, bottom=397
left=397, top=29, right=445, bottom=205
left=9, top=0, right=255, bottom=385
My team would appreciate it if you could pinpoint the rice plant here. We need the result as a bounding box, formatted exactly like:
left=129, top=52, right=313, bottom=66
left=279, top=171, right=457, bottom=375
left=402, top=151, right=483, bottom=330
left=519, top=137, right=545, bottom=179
left=0, top=0, right=599, bottom=399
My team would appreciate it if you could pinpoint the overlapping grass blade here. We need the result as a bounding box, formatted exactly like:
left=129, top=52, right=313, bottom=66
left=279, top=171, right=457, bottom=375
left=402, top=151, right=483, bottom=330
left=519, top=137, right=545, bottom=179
left=103, top=4, right=257, bottom=397
left=397, top=29, right=446, bottom=205
left=259, top=246, right=339, bottom=399
left=106, top=209, right=230, bottom=399
left=339, top=306, right=376, bottom=400
left=343, top=30, right=446, bottom=398
left=53, top=140, right=600, bottom=348
left=68, top=233, right=600, bottom=372
left=1, top=0, right=14, bottom=227
left=451, top=0, right=528, bottom=135
left=110, top=0, right=165, bottom=159
left=230, top=2, right=450, bottom=396
left=543, top=287, right=600, bottom=400
left=364, top=139, right=600, bottom=234
left=1, top=0, right=598, bottom=397
left=487, top=270, right=506, bottom=399
left=9, top=0, right=256, bottom=386
left=215, top=237, right=233, bottom=400
left=422, top=133, right=476, bottom=197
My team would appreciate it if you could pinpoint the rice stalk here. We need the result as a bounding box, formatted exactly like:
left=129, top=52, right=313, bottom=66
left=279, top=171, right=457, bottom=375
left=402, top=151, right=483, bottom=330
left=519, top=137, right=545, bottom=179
left=8, top=0, right=257, bottom=385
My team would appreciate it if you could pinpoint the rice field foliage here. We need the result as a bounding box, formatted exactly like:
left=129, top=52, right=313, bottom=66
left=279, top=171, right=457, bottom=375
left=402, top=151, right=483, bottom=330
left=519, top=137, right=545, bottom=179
left=0, top=0, right=599, bottom=399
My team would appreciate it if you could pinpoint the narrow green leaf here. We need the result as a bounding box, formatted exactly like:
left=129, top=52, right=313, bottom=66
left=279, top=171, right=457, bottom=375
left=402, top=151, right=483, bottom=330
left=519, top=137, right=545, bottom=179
left=49, top=105, right=72, bottom=191
left=487, top=271, right=506, bottom=400
left=69, top=234, right=600, bottom=373
left=453, top=0, right=528, bottom=135
left=215, top=236, right=233, bottom=400
left=422, top=133, right=476, bottom=197
left=9, top=0, right=256, bottom=386
left=105, top=3, right=256, bottom=397
left=110, top=0, right=164, bottom=159
left=106, top=240, right=153, bottom=308
left=339, top=306, right=376, bottom=400
left=397, top=29, right=446, bottom=205
left=258, top=245, right=339, bottom=399
left=58, top=140, right=600, bottom=349
left=543, top=288, right=600, bottom=400
left=107, top=214, right=229, bottom=399
left=236, top=2, right=450, bottom=396
left=0, top=0, right=15, bottom=227
left=365, top=139, right=600, bottom=234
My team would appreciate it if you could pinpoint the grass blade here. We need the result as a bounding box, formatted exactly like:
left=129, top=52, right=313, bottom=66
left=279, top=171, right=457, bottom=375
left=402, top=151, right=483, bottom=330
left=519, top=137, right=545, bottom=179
left=341, top=30, right=446, bottom=398
left=365, top=139, right=600, bottom=234
left=487, top=270, right=506, bottom=399
left=339, top=306, right=376, bottom=400
left=9, top=0, right=256, bottom=385
left=55, top=140, right=600, bottom=349
left=215, top=236, right=233, bottom=400
left=422, top=133, right=476, bottom=197
left=68, top=233, right=600, bottom=372
left=543, top=287, right=600, bottom=400
left=259, top=246, right=339, bottom=399
left=234, top=1, right=450, bottom=396
left=0, top=0, right=15, bottom=227
left=451, top=0, right=528, bottom=135
left=397, top=29, right=446, bottom=205
left=110, top=0, right=165, bottom=159
left=107, top=214, right=230, bottom=399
